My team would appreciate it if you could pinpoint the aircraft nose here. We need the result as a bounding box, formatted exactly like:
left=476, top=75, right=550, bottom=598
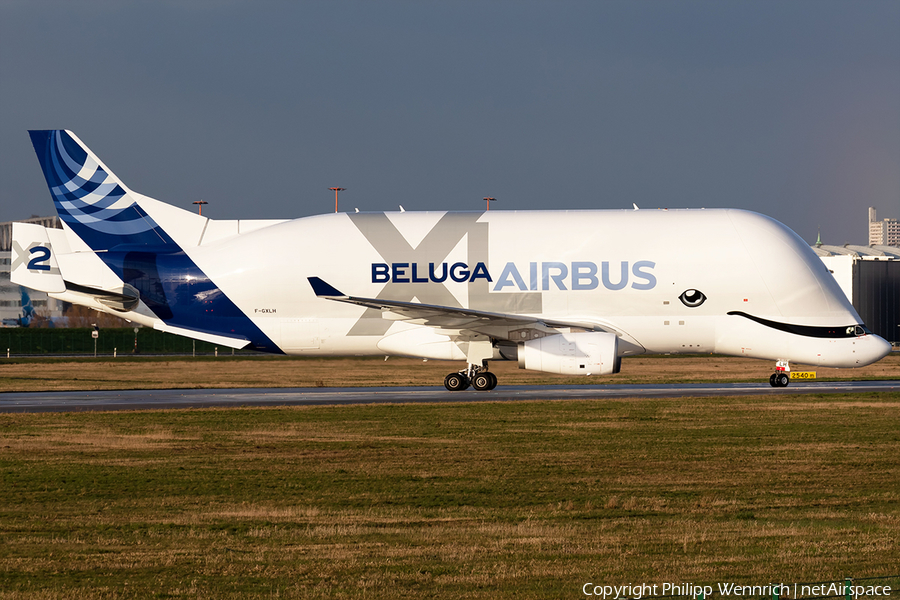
left=866, top=334, right=893, bottom=364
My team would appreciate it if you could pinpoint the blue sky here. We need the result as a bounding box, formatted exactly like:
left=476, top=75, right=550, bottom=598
left=1, top=1, right=897, bottom=245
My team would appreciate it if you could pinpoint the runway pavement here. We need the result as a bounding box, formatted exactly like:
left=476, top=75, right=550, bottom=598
left=1, top=380, right=898, bottom=413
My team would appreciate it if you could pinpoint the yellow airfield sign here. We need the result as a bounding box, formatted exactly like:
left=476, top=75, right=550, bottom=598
left=790, top=371, right=817, bottom=379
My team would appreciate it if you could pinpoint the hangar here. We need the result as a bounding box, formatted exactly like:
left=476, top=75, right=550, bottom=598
left=813, top=243, right=900, bottom=344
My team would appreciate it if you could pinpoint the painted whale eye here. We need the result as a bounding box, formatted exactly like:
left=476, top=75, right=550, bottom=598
left=679, top=289, right=707, bottom=307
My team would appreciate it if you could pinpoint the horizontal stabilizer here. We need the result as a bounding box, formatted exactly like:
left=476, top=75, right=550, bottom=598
left=153, top=322, right=251, bottom=350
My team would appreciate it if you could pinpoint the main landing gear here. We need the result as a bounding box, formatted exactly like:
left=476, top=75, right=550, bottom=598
left=444, top=365, right=498, bottom=391
left=769, top=359, right=791, bottom=388
left=444, top=339, right=498, bottom=391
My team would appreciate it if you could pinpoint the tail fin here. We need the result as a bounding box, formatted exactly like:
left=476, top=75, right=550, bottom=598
left=19, top=288, right=35, bottom=327
left=28, top=130, right=183, bottom=251
left=9, top=222, right=65, bottom=294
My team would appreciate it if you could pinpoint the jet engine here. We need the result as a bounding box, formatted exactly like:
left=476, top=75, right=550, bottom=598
left=519, top=331, right=620, bottom=375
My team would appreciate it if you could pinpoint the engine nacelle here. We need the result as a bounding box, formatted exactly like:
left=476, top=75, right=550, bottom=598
left=519, top=331, right=620, bottom=375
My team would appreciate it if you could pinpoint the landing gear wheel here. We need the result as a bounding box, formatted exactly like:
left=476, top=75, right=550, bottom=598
left=776, top=373, right=790, bottom=387
left=769, top=374, right=777, bottom=387
left=472, top=372, right=493, bottom=391
left=444, top=372, right=469, bottom=391
left=486, top=371, right=498, bottom=390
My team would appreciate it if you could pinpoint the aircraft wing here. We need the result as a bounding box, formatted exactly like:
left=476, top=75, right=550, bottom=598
left=307, top=277, right=606, bottom=340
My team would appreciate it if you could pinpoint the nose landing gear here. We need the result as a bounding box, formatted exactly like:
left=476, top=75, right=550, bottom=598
left=769, top=360, right=791, bottom=387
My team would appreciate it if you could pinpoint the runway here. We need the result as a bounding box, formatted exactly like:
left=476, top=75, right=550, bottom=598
left=1, top=380, right=898, bottom=413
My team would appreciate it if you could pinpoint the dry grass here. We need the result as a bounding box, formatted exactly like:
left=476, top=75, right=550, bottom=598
left=0, top=352, right=897, bottom=392
left=0, top=394, right=898, bottom=598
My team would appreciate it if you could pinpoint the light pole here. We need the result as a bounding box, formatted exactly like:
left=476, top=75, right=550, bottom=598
left=193, top=200, right=208, bottom=215
left=329, top=188, right=346, bottom=213
left=484, top=197, right=497, bottom=211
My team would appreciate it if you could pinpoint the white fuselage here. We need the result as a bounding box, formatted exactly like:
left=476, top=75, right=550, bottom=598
left=17, top=130, right=891, bottom=381
left=159, top=208, right=887, bottom=368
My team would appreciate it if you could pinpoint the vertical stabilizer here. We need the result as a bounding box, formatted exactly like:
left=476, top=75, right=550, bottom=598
left=19, top=288, right=35, bottom=327
left=28, top=130, right=191, bottom=251
left=10, top=222, right=65, bottom=293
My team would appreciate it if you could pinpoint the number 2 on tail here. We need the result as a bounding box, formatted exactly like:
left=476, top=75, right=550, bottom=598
left=27, top=246, right=51, bottom=271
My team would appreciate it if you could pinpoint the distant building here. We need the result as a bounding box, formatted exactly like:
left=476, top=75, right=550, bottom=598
left=0, top=216, right=61, bottom=253
left=868, top=207, right=900, bottom=247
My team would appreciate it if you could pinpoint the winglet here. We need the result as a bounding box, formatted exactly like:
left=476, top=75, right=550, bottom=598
left=308, top=277, right=346, bottom=298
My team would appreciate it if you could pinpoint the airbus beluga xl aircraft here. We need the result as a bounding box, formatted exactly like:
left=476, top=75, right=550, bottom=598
left=12, top=131, right=891, bottom=390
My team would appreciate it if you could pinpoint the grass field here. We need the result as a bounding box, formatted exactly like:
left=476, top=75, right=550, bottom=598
left=1, top=389, right=899, bottom=598
left=1, top=355, right=898, bottom=598
left=0, top=352, right=898, bottom=392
